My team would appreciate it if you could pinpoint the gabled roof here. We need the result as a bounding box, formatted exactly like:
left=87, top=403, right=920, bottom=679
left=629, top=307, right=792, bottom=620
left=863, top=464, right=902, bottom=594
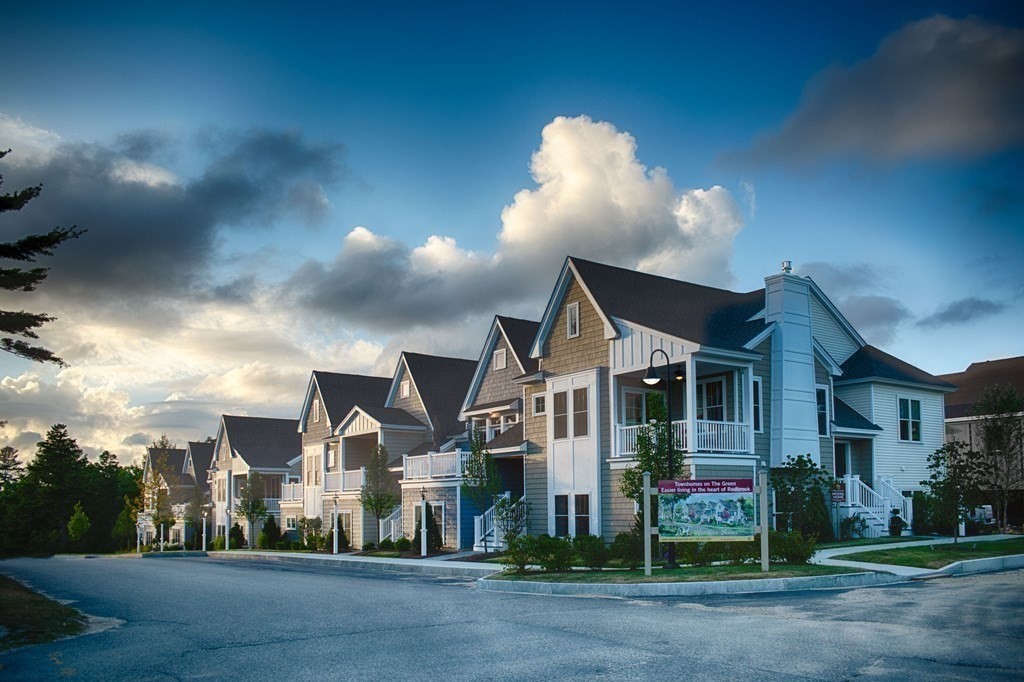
left=185, top=441, right=214, bottom=494
left=484, top=422, right=525, bottom=452
left=220, top=415, right=301, bottom=469
left=832, top=397, right=882, bottom=433
left=531, top=256, right=768, bottom=357
left=390, top=352, right=476, bottom=448
left=939, top=356, right=1024, bottom=419
left=497, top=316, right=540, bottom=374
left=146, top=447, right=187, bottom=478
left=357, top=405, right=427, bottom=428
left=836, top=345, right=957, bottom=391
left=298, top=371, right=391, bottom=431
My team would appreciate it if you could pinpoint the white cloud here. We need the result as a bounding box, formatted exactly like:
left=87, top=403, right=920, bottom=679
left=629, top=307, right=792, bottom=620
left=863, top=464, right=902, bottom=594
left=0, top=114, right=62, bottom=164
left=110, top=159, right=180, bottom=187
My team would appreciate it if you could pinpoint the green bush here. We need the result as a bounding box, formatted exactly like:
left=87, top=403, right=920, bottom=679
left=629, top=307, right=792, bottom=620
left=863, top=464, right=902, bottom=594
left=502, top=533, right=536, bottom=573
left=290, top=540, right=303, bottom=551
left=337, top=525, right=350, bottom=551
left=764, top=530, right=816, bottom=564
left=888, top=511, right=907, bottom=537
left=573, top=534, right=609, bottom=570
left=534, top=534, right=573, bottom=572
left=394, top=537, right=411, bottom=551
left=257, top=532, right=270, bottom=549
left=362, top=541, right=376, bottom=551
left=212, top=535, right=226, bottom=551
left=262, top=516, right=282, bottom=548
left=611, top=530, right=643, bottom=570
left=275, top=541, right=288, bottom=550
left=229, top=523, right=245, bottom=548
left=840, top=515, right=870, bottom=540
left=165, top=543, right=183, bottom=551
left=379, top=537, right=395, bottom=551
left=773, top=455, right=835, bottom=541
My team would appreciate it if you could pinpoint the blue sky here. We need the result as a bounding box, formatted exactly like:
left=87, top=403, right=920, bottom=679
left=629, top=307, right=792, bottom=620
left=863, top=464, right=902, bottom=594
left=1, top=1, right=1022, bottom=460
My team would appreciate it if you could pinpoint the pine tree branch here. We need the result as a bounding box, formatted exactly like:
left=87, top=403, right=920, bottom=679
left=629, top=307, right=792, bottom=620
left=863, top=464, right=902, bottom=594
left=0, top=226, right=85, bottom=262
left=0, top=266, right=49, bottom=291
left=1, top=337, right=67, bottom=367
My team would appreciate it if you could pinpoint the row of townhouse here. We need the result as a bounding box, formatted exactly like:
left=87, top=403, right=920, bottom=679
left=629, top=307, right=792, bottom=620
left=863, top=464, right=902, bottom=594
left=145, top=256, right=959, bottom=546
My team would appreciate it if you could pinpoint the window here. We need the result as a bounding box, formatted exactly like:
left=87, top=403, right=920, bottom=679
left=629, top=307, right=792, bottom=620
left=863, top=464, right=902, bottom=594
left=339, top=510, right=352, bottom=535
left=533, top=393, right=546, bottom=416
left=264, top=476, right=282, bottom=499
left=554, top=495, right=569, bottom=537
left=574, top=495, right=590, bottom=536
left=285, top=517, right=297, bottom=530
left=624, top=391, right=646, bottom=425
left=313, top=398, right=320, bottom=423
left=816, top=386, right=829, bottom=436
left=573, top=387, right=589, bottom=437
left=752, top=377, right=763, bottom=433
left=493, top=348, right=507, bottom=371
left=400, top=380, right=410, bottom=399
left=553, top=391, right=568, bottom=439
left=899, top=397, right=922, bottom=442
left=566, top=302, right=580, bottom=339
left=327, top=447, right=336, bottom=469
left=697, top=378, right=725, bottom=421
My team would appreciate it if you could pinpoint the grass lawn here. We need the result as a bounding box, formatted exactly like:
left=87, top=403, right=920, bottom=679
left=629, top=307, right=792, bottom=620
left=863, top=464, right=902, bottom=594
left=0, top=575, right=86, bottom=651
left=490, top=563, right=860, bottom=584
left=816, top=535, right=931, bottom=550
left=841, top=538, right=1024, bottom=569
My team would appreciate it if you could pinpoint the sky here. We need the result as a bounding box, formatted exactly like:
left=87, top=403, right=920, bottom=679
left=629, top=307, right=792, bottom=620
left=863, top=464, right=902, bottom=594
left=2, top=1, right=1022, bottom=463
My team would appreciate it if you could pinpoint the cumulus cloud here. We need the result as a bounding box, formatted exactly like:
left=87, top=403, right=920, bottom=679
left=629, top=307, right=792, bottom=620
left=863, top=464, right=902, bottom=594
left=286, top=115, right=744, bottom=331
left=736, top=15, right=1024, bottom=165
left=918, top=297, right=1008, bottom=327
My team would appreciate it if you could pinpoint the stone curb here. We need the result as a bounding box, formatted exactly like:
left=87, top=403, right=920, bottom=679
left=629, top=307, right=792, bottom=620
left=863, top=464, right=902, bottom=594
left=207, top=551, right=501, bottom=578
left=476, top=570, right=907, bottom=597
left=932, top=553, right=1024, bottom=577
left=139, top=551, right=209, bottom=559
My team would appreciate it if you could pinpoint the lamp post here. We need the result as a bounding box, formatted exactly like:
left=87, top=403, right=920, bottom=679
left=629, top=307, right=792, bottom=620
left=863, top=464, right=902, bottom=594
left=332, top=494, right=339, bottom=554
left=420, top=486, right=428, bottom=557
left=202, top=509, right=208, bottom=552
left=643, top=347, right=679, bottom=570
left=225, top=508, right=231, bottom=551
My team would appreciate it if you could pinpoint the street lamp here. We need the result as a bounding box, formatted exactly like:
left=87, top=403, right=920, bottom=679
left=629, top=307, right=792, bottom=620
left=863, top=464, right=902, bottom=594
left=643, top=347, right=679, bottom=570
left=332, top=494, right=339, bottom=554
left=202, top=509, right=208, bottom=552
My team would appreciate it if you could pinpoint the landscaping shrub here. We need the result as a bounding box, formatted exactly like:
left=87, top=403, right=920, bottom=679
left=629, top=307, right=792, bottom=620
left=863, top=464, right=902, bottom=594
left=501, top=533, right=535, bottom=573
left=394, top=537, right=411, bottom=551
left=337, top=525, right=350, bottom=551
left=229, top=523, right=245, bottom=548
left=165, top=543, right=182, bottom=551
left=212, top=536, right=225, bottom=551
left=257, top=532, right=270, bottom=549
left=411, top=508, right=443, bottom=554
left=888, top=510, right=907, bottom=537
left=362, top=541, right=376, bottom=551
left=611, top=530, right=643, bottom=570
left=573, top=535, right=610, bottom=570
left=764, top=530, right=816, bottom=564
left=262, top=516, right=282, bottom=548
left=379, top=538, right=395, bottom=551
left=723, top=542, right=757, bottom=565
left=275, top=541, right=288, bottom=550
left=840, top=515, right=870, bottom=540
left=290, top=541, right=303, bottom=551
left=773, top=455, right=835, bottom=541
left=533, top=534, right=573, bottom=572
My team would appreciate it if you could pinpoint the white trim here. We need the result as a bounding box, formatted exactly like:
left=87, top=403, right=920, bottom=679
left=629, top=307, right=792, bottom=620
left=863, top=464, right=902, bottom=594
left=834, top=377, right=958, bottom=393
left=400, top=380, right=410, bottom=399
left=313, top=398, right=321, bottom=423
left=742, top=322, right=775, bottom=350
left=529, top=257, right=619, bottom=359
left=532, top=393, right=547, bottom=416
left=566, top=302, right=580, bottom=339
left=897, top=395, right=923, bottom=443
left=493, top=347, right=507, bottom=371
left=812, top=338, right=844, bottom=377
left=696, top=377, right=727, bottom=421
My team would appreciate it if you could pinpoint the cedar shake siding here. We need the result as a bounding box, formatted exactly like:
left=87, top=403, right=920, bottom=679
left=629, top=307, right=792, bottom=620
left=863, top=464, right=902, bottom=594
left=392, top=363, right=431, bottom=428
left=474, top=334, right=519, bottom=406
left=302, top=384, right=335, bottom=466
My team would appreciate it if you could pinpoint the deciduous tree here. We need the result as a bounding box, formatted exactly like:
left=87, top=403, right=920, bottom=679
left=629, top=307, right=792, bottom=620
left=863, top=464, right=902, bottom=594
left=235, top=472, right=268, bottom=547
left=973, top=385, right=1024, bottom=532
left=923, top=440, right=982, bottom=544
left=461, top=431, right=502, bottom=553
left=360, top=444, right=399, bottom=544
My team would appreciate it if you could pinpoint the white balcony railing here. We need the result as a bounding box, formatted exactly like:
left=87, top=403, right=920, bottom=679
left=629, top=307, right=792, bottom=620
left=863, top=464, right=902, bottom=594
left=281, top=483, right=302, bottom=501
left=342, top=468, right=365, bottom=491
left=616, top=419, right=750, bottom=457
left=403, top=450, right=472, bottom=480
left=380, top=505, right=403, bottom=543
left=234, top=498, right=281, bottom=515
left=324, top=472, right=343, bottom=492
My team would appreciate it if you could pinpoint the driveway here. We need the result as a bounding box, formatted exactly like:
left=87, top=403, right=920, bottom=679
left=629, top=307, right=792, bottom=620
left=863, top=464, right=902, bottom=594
left=2, top=556, right=1022, bottom=680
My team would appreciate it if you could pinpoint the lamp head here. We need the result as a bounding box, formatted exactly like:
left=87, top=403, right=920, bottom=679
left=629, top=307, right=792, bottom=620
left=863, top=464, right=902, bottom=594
left=642, top=365, right=660, bottom=386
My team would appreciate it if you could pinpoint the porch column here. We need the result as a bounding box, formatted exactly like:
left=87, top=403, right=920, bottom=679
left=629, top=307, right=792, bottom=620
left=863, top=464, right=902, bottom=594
left=685, top=353, right=697, bottom=454
left=744, top=363, right=755, bottom=454
left=339, top=435, right=346, bottom=474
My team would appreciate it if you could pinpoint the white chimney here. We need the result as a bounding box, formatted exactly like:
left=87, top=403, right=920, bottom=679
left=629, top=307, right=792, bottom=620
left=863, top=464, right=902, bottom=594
left=782, top=260, right=792, bottom=274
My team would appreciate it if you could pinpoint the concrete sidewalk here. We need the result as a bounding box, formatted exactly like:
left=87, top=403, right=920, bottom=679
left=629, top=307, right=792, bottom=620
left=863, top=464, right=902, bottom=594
left=812, top=534, right=1019, bottom=578
left=207, top=550, right=502, bottom=578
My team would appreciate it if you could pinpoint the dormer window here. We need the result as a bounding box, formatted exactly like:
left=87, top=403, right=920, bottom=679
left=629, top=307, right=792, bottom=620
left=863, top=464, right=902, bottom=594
left=401, top=380, right=410, bottom=399
left=493, top=348, right=507, bottom=371
left=566, top=302, right=580, bottom=339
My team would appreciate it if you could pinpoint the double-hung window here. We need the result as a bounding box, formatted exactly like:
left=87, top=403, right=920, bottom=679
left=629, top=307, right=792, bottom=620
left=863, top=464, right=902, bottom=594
left=898, top=398, right=922, bottom=442
left=752, top=377, right=763, bottom=433
left=816, top=386, right=830, bottom=436
left=533, top=393, right=546, bottom=416
left=697, top=379, right=725, bottom=421
left=624, top=391, right=646, bottom=425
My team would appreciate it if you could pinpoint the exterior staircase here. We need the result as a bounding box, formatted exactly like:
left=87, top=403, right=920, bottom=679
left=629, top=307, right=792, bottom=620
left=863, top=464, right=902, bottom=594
left=840, top=475, right=913, bottom=538
left=473, top=493, right=526, bottom=552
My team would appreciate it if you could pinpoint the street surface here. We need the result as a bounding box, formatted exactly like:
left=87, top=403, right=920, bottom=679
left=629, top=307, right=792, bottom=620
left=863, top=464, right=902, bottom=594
left=1, top=556, right=1022, bottom=680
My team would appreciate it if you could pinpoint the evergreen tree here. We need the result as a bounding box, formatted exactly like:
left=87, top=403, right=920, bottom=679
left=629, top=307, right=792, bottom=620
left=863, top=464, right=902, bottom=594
left=112, top=496, right=138, bottom=550
left=0, top=445, right=23, bottom=491
left=22, top=424, right=90, bottom=553
left=360, top=444, right=399, bottom=543
left=67, top=501, right=91, bottom=543
left=1, top=149, right=85, bottom=366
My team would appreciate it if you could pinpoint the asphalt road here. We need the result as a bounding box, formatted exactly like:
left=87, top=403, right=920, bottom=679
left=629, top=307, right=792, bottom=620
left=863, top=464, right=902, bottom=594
left=1, top=556, right=1022, bottom=680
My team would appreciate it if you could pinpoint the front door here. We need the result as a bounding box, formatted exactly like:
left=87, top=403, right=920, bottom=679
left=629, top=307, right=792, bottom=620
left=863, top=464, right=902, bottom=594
left=834, top=441, right=849, bottom=479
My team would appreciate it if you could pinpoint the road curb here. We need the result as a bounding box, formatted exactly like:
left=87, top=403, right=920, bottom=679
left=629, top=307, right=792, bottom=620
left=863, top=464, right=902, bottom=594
left=934, top=553, right=1024, bottom=576
left=207, top=551, right=501, bottom=578
left=476, top=570, right=907, bottom=597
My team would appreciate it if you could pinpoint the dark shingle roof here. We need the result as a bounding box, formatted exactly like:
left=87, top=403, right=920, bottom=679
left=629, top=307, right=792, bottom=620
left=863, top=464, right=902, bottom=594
left=569, top=257, right=767, bottom=350
left=222, top=416, right=301, bottom=469
left=186, top=441, right=214, bottom=494
left=312, top=371, right=391, bottom=424
left=485, top=422, right=524, bottom=451
left=497, top=316, right=540, bottom=374
left=403, top=352, right=477, bottom=448
left=836, top=345, right=957, bottom=390
left=359, top=405, right=427, bottom=428
left=939, top=356, right=1024, bottom=419
left=466, top=398, right=519, bottom=413
left=148, top=447, right=186, bottom=477
left=832, top=397, right=882, bottom=432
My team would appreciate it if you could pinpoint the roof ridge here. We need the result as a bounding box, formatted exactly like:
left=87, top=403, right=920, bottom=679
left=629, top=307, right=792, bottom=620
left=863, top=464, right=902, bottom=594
left=568, top=254, right=753, bottom=298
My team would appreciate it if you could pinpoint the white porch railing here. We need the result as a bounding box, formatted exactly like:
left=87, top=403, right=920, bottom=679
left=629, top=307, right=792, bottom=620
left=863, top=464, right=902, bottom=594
left=380, top=506, right=403, bottom=543
left=281, top=483, right=302, bottom=501
left=324, top=472, right=343, bottom=492
left=474, top=493, right=527, bottom=551
left=343, top=468, right=366, bottom=491
left=403, top=450, right=471, bottom=480
left=843, top=475, right=887, bottom=530
left=234, top=498, right=281, bottom=515
left=876, top=476, right=913, bottom=527
left=616, top=419, right=749, bottom=456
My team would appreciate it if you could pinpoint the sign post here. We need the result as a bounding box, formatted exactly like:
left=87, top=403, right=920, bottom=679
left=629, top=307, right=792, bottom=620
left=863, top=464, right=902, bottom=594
left=758, top=470, right=769, bottom=573
left=643, top=472, right=652, bottom=577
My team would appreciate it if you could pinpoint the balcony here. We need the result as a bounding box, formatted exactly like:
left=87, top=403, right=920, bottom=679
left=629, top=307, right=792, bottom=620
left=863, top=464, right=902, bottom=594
left=324, top=468, right=366, bottom=493
left=403, top=450, right=471, bottom=480
left=281, top=483, right=302, bottom=502
left=616, top=419, right=751, bottom=456
left=233, top=498, right=281, bottom=515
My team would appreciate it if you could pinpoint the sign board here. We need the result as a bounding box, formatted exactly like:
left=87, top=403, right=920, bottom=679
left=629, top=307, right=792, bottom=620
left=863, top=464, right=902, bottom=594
left=831, top=488, right=846, bottom=503
left=657, top=479, right=756, bottom=542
